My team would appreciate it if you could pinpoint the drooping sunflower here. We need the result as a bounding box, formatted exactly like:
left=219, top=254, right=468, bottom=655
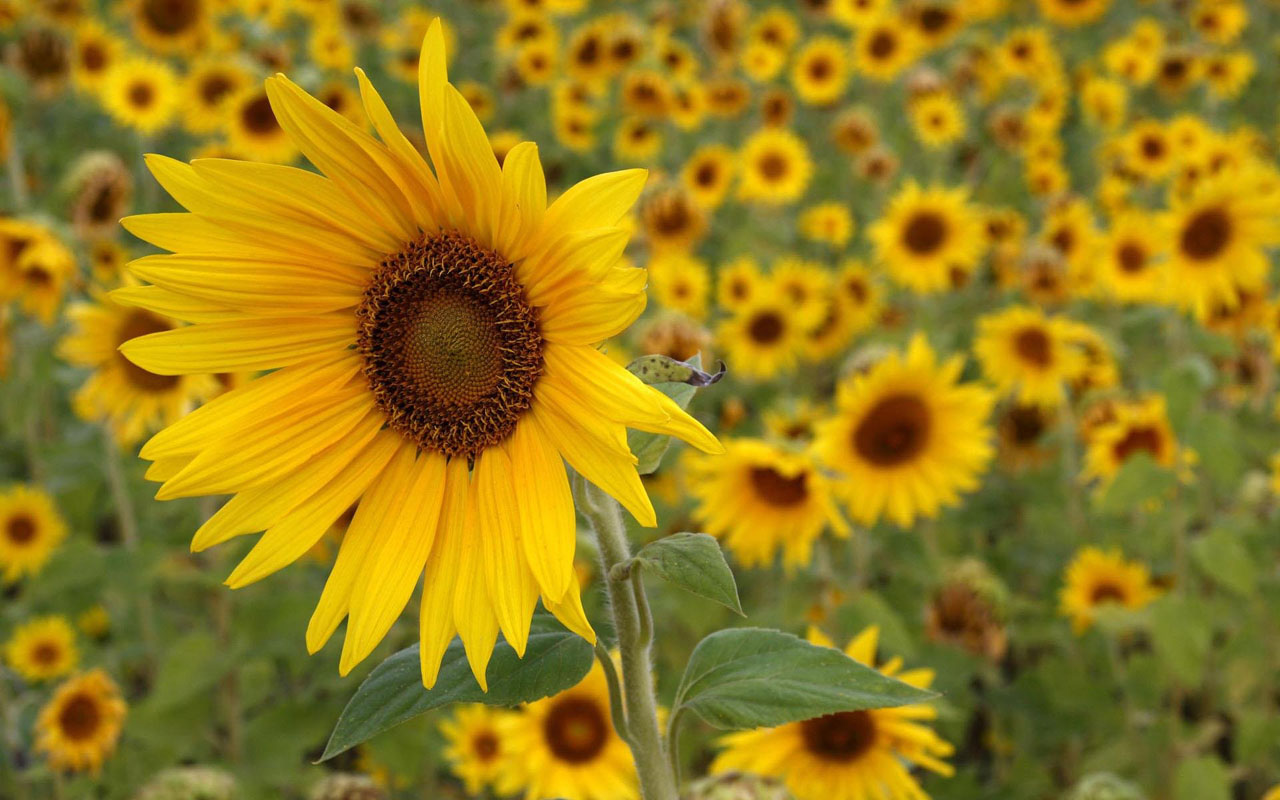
left=974, top=306, right=1087, bottom=409
left=495, top=658, right=637, bottom=800
left=117, top=21, right=721, bottom=689
left=687, top=438, right=848, bottom=570
left=717, top=297, right=807, bottom=381
left=58, top=287, right=219, bottom=446
left=869, top=182, right=985, bottom=293
left=1059, top=547, right=1159, bottom=633
left=35, top=669, right=127, bottom=774
left=1165, top=169, right=1280, bottom=320
left=1081, top=395, right=1178, bottom=485
left=712, top=626, right=953, bottom=800
left=441, top=704, right=514, bottom=796
left=102, top=56, right=179, bottom=134
left=737, top=127, right=813, bottom=205
left=815, top=334, right=995, bottom=528
left=5, top=615, right=78, bottom=682
left=0, top=484, right=67, bottom=582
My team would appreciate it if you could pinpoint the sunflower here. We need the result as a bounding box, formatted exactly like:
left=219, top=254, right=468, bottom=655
left=910, top=91, right=966, bottom=149
left=869, top=182, right=985, bottom=293
left=712, top=626, right=953, bottom=800
left=5, top=616, right=78, bottom=682
left=0, top=484, right=67, bottom=582
left=974, top=306, right=1087, bottom=409
left=102, top=56, right=178, bottom=134
left=815, top=334, right=994, bottom=528
left=1204, top=50, right=1254, bottom=99
left=35, top=669, right=127, bottom=774
left=641, top=185, right=706, bottom=253
left=715, top=256, right=763, bottom=311
left=117, top=21, right=721, bottom=689
left=69, top=20, right=120, bottom=92
left=687, top=439, right=848, bottom=569
left=791, top=36, right=848, bottom=106
left=1059, top=547, right=1159, bottom=633
left=67, top=151, right=133, bottom=240
left=613, top=116, right=663, bottom=162
left=130, top=0, right=209, bottom=53
left=681, top=145, right=735, bottom=209
left=182, top=58, right=252, bottom=135
left=771, top=258, right=831, bottom=330
left=717, top=298, right=807, bottom=381
left=59, top=287, right=219, bottom=446
left=1165, top=169, right=1280, bottom=320
left=798, top=202, right=854, bottom=248
left=495, top=658, right=637, bottom=800
left=0, top=219, right=75, bottom=325
left=225, top=85, right=298, bottom=164
left=1121, top=119, right=1175, bottom=182
left=853, top=17, right=918, bottom=82
left=834, top=260, right=883, bottom=335
left=1081, top=395, right=1178, bottom=484
left=1097, top=212, right=1167, bottom=304
left=441, top=704, right=514, bottom=796
left=649, top=252, right=710, bottom=319
left=737, top=128, right=813, bottom=205
left=1037, top=0, right=1110, bottom=27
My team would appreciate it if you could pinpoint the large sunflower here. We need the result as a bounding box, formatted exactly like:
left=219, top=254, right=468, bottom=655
left=495, top=658, right=638, bottom=800
left=712, top=626, right=953, bottom=800
left=869, top=182, right=985, bottom=293
left=686, top=438, right=848, bottom=570
left=35, top=669, right=127, bottom=774
left=0, top=483, right=67, bottom=582
left=5, top=615, right=79, bottom=682
left=117, top=21, right=721, bottom=689
left=58, top=287, right=219, bottom=446
left=815, top=335, right=994, bottom=528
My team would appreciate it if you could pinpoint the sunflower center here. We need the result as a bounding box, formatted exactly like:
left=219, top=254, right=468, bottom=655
left=472, top=731, right=499, bottom=761
left=747, top=311, right=784, bottom=344
left=6, top=514, right=37, bottom=545
left=242, top=95, right=280, bottom=135
left=869, top=31, right=897, bottom=60
left=128, top=81, right=155, bottom=109
left=748, top=466, right=808, bottom=507
left=543, top=696, right=608, bottom=764
left=758, top=151, right=789, bottom=181
left=80, top=42, right=106, bottom=71
left=142, top=0, right=200, bottom=35
left=902, top=211, right=947, bottom=255
left=1005, top=405, right=1045, bottom=445
left=1112, top=425, right=1162, bottom=463
left=199, top=74, right=234, bottom=105
left=1089, top=582, right=1126, bottom=605
left=919, top=6, right=952, bottom=32
left=853, top=393, right=932, bottom=467
left=801, top=711, right=877, bottom=763
left=32, top=642, right=60, bottom=666
left=1180, top=207, right=1231, bottom=261
left=116, top=311, right=182, bottom=393
left=1014, top=326, right=1052, bottom=368
left=58, top=694, right=102, bottom=741
left=1116, top=242, right=1147, bottom=273
left=357, top=233, right=542, bottom=458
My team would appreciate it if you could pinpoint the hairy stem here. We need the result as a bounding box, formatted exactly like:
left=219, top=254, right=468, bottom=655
left=575, top=476, right=678, bottom=800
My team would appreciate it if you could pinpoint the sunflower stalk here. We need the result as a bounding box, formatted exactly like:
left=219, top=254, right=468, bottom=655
left=102, top=432, right=158, bottom=675
left=575, top=475, right=679, bottom=800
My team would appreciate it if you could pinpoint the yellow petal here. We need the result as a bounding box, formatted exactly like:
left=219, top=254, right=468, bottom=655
left=536, top=168, right=648, bottom=241
left=110, top=284, right=248, bottom=324
left=453, top=472, right=500, bottom=690
left=508, top=419, right=575, bottom=602
left=540, top=281, right=646, bottom=346
left=354, top=67, right=445, bottom=232
left=128, top=254, right=365, bottom=316
left=419, top=458, right=470, bottom=688
left=543, top=580, right=596, bottom=644
left=473, top=445, right=539, bottom=658
left=496, top=141, right=546, bottom=261
left=120, top=314, right=356, bottom=375
left=521, top=227, right=629, bottom=307
left=432, top=85, right=505, bottom=249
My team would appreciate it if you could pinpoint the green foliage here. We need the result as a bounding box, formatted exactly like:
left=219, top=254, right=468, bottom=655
left=626, top=533, right=743, bottom=615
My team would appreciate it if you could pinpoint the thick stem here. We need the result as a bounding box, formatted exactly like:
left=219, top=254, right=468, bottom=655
left=575, top=477, right=678, bottom=800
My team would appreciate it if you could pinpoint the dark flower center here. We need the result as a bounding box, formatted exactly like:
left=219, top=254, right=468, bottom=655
left=59, top=694, right=102, bottom=741
left=853, top=393, right=931, bottom=467
left=1014, top=326, right=1052, bottom=368
left=748, top=466, right=808, bottom=507
left=543, top=696, right=608, bottom=764
left=747, top=311, right=784, bottom=344
left=1112, top=425, right=1163, bottom=463
left=117, top=311, right=182, bottom=392
left=241, top=94, right=280, bottom=136
left=142, top=0, right=200, bottom=35
left=6, top=514, right=37, bottom=544
left=801, top=711, right=877, bottom=762
left=1180, top=207, right=1231, bottom=261
left=902, top=211, right=947, bottom=255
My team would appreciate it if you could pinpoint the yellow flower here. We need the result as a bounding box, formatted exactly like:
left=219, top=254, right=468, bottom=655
left=441, top=704, right=514, bottom=796
left=649, top=252, right=710, bottom=320
left=737, top=128, right=813, bottom=205
left=975, top=306, right=1088, bottom=409
left=225, top=85, right=298, bottom=164
left=0, top=484, right=67, bottom=583
left=36, top=669, right=127, bottom=774
left=791, top=36, right=848, bottom=106
left=681, top=145, right=735, bottom=209
left=869, top=182, right=985, bottom=293
left=853, top=17, right=919, bottom=82
left=1059, top=547, right=1159, bottom=633
left=716, top=297, right=807, bottom=382
left=1081, top=395, right=1178, bottom=484
left=715, top=256, right=763, bottom=311
left=77, top=605, right=111, bottom=639
left=1097, top=211, right=1168, bottom=304
left=5, top=616, right=78, bottom=682
left=102, top=56, right=178, bottom=134
left=181, top=58, right=252, bottom=135
left=798, top=202, right=854, bottom=248
left=688, top=438, right=848, bottom=569
left=816, top=335, right=995, bottom=528
left=1038, top=0, right=1110, bottom=27
left=496, top=658, right=637, bottom=800
left=117, top=21, right=721, bottom=690
left=0, top=219, right=75, bottom=324
left=713, top=626, right=953, bottom=800
left=129, top=0, right=209, bottom=53
left=68, top=19, right=120, bottom=92
left=910, top=91, right=966, bottom=148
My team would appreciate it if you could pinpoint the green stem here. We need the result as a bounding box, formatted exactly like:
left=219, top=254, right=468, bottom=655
left=102, top=432, right=158, bottom=675
left=5, top=128, right=26, bottom=212
left=594, top=644, right=632, bottom=745
left=574, top=476, right=678, bottom=800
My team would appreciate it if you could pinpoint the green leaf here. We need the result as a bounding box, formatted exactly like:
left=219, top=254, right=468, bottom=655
left=625, top=354, right=721, bottom=475
left=671, top=628, right=936, bottom=731
left=1149, top=594, right=1212, bottom=687
left=629, top=533, right=743, bottom=615
left=321, top=622, right=593, bottom=761
left=1190, top=527, right=1257, bottom=596
left=1173, top=756, right=1231, bottom=800
left=1097, top=453, right=1176, bottom=515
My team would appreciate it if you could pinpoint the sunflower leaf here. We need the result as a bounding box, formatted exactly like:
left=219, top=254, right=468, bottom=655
left=626, top=532, right=743, bottom=615
left=670, top=628, right=937, bottom=732
left=626, top=353, right=719, bottom=475
left=319, top=617, right=593, bottom=761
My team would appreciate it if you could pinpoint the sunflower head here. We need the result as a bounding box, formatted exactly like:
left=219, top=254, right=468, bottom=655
left=0, top=484, right=68, bottom=583
left=36, top=669, right=128, bottom=774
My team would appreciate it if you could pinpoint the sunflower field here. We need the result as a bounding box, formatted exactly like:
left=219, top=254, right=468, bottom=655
left=3, top=0, right=1280, bottom=798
